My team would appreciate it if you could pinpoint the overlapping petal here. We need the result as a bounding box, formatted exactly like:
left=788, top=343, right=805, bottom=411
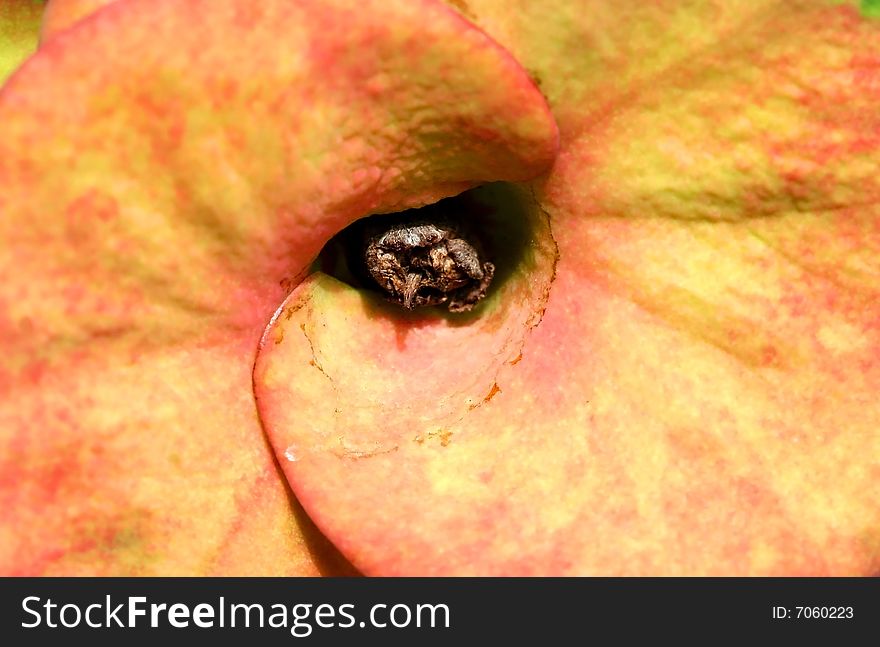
left=256, top=0, right=880, bottom=574
left=0, top=0, right=556, bottom=574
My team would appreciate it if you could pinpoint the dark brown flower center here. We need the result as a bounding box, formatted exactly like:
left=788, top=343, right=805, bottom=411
left=362, top=220, right=494, bottom=312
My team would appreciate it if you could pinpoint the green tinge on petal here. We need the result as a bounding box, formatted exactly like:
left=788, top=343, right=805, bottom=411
left=0, top=1, right=45, bottom=86
left=862, top=0, right=880, bottom=18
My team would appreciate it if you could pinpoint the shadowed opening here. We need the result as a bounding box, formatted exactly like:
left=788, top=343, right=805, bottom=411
left=312, top=182, right=537, bottom=315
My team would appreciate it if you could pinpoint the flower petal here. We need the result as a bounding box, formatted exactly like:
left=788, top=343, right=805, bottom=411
left=256, top=0, right=880, bottom=574
left=0, top=0, right=557, bottom=574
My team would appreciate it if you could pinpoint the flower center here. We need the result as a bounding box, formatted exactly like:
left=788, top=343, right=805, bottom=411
left=311, top=182, right=554, bottom=317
